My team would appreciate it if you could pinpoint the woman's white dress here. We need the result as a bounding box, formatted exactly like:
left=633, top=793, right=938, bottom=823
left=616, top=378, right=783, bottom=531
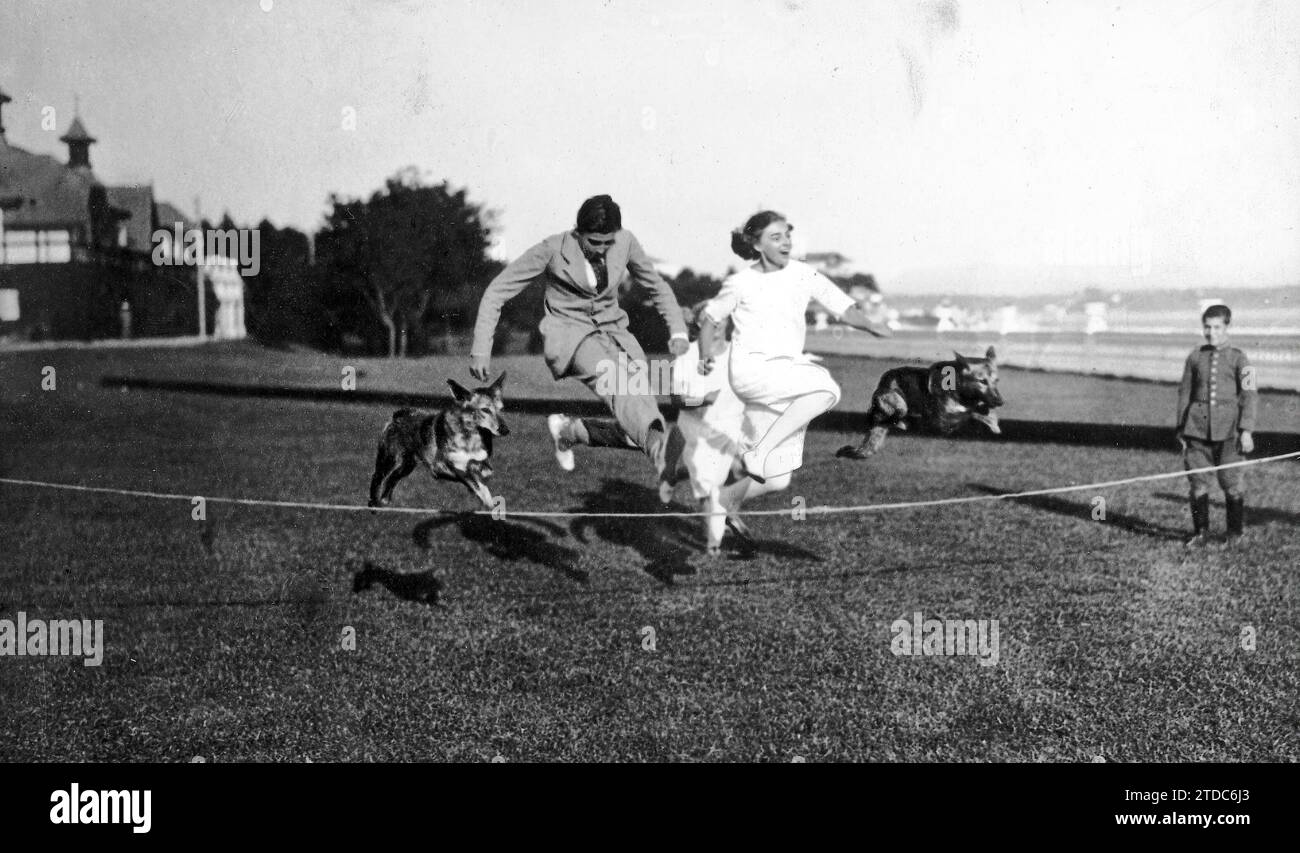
left=674, top=260, right=856, bottom=490
left=704, top=260, right=855, bottom=406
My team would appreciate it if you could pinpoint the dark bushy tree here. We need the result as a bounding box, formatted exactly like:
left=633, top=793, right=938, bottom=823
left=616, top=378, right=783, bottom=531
left=314, top=167, right=497, bottom=357
left=830, top=272, right=880, bottom=295
left=243, top=219, right=324, bottom=348
left=668, top=267, right=724, bottom=308
left=622, top=266, right=724, bottom=354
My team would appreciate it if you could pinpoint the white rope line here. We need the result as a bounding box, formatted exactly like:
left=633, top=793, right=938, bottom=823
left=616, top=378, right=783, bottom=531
left=1, top=451, right=1295, bottom=519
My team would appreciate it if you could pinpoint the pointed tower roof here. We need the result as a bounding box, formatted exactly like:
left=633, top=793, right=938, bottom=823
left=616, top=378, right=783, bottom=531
left=59, top=115, right=96, bottom=144
left=59, top=109, right=97, bottom=170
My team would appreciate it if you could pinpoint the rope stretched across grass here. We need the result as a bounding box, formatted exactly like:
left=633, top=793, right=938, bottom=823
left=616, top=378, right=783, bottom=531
left=1, top=451, right=1296, bottom=518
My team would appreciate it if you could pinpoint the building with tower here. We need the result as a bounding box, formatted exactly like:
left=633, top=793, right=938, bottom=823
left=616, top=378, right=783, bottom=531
left=0, top=84, right=245, bottom=342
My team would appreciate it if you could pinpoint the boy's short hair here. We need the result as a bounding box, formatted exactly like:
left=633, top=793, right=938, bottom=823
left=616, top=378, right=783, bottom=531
left=576, top=195, right=621, bottom=234
left=1202, top=304, right=1232, bottom=324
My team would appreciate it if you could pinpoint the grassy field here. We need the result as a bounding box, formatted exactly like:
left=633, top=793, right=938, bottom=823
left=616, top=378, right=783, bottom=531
left=12, top=338, right=1300, bottom=427
left=1, top=342, right=1297, bottom=762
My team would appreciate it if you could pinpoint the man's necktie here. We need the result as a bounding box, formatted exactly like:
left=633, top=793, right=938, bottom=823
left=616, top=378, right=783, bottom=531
left=589, top=255, right=609, bottom=293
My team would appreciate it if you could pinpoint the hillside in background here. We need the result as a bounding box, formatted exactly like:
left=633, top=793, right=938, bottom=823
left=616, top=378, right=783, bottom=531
left=876, top=283, right=1299, bottom=335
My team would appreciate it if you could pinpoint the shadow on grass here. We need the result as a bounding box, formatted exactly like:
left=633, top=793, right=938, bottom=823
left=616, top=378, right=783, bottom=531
left=968, top=483, right=1186, bottom=541
left=18, top=565, right=350, bottom=613
left=481, top=563, right=916, bottom=601
left=352, top=560, right=441, bottom=606
left=411, top=513, right=588, bottom=583
left=568, top=478, right=822, bottom=585
left=0, top=460, right=35, bottom=527
left=1152, top=491, right=1300, bottom=526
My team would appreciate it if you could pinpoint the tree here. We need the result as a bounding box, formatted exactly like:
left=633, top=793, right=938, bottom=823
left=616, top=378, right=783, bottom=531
left=830, top=272, right=880, bottom=295
left=622, top=266, right=725, bottom=354
left=668, top=267, right=724, bottom=308
left=314, top=167, right=497, bottom=357
left=243, top=219, right=322, bottom=348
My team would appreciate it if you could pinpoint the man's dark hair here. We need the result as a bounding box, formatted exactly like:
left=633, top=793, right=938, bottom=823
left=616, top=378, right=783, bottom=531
left=576, top=195, right=621, bottom=234
left=1202, top=304, right=1232, bottom=324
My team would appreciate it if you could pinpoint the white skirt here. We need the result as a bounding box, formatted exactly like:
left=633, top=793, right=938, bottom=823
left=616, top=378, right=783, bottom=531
left=673, top=346, right=811, bottom=500
left=729, top=351, right=842, bottom=408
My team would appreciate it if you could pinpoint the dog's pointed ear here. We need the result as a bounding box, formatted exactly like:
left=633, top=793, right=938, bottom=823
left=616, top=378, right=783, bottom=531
left=447, top=379, right=473, bottom=402
left=489, top=371, right=506, bottom=396
left=953, top=351, right=970, bottom=367
left=985, top=346, right=997, bottom=364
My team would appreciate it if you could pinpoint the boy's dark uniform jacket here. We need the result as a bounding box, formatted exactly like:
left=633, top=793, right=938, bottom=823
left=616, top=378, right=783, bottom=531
left=470, top=229, right=686, bottom=379
left=1175, top=345, right=1257, bottom=441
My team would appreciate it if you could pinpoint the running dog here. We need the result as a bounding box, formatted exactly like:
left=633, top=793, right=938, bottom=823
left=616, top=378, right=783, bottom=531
left=367, top=374, right=508, bottom=510
left=836, top=347, right=1004, bottom=460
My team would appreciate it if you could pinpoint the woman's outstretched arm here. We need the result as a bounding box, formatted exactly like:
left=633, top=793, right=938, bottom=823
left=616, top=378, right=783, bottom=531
left=809, top=269, right=892, bottom=338
left=838, top=303, right=893, bottom=337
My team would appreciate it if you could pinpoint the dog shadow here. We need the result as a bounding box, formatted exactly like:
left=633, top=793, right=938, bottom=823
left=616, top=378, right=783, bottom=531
left=352, top=560, right=442, bottom=606
left=567, top=478, right=821, bottom=584
left=1152, top=492, right=1300, bottom=526
left=411, top=514, right=588, bottom=583
left=718, top=522, right=826, bottom=563
left=967, top=483, right=1186, bottom=541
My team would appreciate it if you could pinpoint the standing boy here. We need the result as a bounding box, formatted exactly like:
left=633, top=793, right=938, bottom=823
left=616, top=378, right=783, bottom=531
left=1175, top=304, right=1257, bottom=546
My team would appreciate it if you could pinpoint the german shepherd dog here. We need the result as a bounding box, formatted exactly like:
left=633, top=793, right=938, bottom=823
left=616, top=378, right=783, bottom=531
left=367, top=374, right=508, bottom=510
left=836, top=347, right=1004, bottom=460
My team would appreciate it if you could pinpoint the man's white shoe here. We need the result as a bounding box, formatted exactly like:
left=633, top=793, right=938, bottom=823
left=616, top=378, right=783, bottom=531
left=658, top=478, right=675, bottom=505
left=547, top=414, right=576, bottom=472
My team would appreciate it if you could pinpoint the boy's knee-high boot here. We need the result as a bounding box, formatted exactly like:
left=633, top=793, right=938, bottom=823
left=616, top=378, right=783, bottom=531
left=1185, top=493, right=1210, bottom=547
left=1226, top=495, right=1245, bottom=538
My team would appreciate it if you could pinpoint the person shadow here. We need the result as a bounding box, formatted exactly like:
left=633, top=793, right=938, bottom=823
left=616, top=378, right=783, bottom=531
left=1152, top=491, right=1300, bottom=527
left=352, top=560, right=442, bottom=606
left=967, top=483, right=1186, bottom=541
left=568, top=478, right=822, bottom=585
left=411, top=513, right=588, bottom=583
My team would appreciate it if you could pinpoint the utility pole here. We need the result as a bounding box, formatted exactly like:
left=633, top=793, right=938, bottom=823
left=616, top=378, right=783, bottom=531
left=194, top=195, right=205, bottom=337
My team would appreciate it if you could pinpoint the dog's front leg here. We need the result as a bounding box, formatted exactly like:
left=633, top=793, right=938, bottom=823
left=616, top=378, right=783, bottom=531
left=464, top=478, right=495, bottom=510
left=838, top=388, right=905, bottom=460
left=970, top=409, right=1001, bottom=434
left=838, top=422, right=892, bottom=460
left=460, top=462, right=496, bottom=511
left=861, top=426, right=891, bottom=456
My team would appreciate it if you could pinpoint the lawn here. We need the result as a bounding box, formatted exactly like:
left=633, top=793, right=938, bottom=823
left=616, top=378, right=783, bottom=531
left=0, top=342, right=1296, bottom=761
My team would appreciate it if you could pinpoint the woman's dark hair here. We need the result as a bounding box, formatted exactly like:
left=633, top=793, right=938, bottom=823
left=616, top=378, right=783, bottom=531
left=576, top=194, right=622, bottom=234
left=730, top=210, right=789, bottom=260
left=1202, top=303, right=1232, bottom=324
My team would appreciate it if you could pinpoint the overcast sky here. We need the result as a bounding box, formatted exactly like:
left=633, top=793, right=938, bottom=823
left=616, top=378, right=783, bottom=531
left=2, top=0, right=1297, bottom=294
